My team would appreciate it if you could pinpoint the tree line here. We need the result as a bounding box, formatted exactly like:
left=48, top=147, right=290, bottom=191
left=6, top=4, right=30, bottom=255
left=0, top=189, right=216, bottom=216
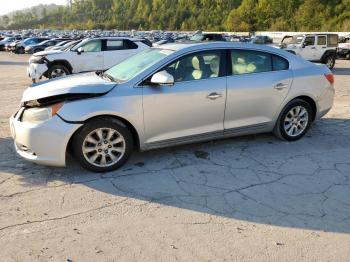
left=1, top=0, right=350, bottom=32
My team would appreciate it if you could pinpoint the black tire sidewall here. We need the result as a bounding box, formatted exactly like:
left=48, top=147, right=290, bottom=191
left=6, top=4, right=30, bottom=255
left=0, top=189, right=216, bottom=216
left=325, top=56, right=335, bottom=69
left=277, top=99, right=313, bottom=141
left=72, top=118, right=133, bottom=172
left=47, top=65, right=69, bottom=78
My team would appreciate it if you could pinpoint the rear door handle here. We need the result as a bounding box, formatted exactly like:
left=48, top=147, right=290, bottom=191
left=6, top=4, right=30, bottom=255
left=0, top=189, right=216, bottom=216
left=207, top=92, right=222, bottom=100
left=274, top=83, right=288, bottom=90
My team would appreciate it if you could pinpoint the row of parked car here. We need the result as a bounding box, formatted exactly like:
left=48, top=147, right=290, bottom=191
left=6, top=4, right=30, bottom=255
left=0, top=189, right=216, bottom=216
left=1, top=31, right=349, bottom=84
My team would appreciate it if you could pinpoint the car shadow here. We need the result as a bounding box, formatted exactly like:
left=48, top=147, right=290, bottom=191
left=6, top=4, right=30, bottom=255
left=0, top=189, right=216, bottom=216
left=1, top=117, right=350, bottom=233
left=0, top=61, right=28, bottom=66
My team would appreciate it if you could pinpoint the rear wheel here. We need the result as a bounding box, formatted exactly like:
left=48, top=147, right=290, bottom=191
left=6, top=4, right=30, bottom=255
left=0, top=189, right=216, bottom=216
left=17, top=46, right=24, bottom=54
left=274, top=99, right=313, bottom=141
left=324, top=55, right=336, bottom=69
left=47, top=65, right=70, bottom=79
left=345, top=53, right=350, bottom=60
left=72, top=118, right=133, bottom=172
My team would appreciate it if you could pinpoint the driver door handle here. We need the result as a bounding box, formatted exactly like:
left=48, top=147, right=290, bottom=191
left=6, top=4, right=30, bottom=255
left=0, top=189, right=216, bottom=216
left=274, top=83, right=288, bottom=90
left=207, top=92, right=222, bottom=100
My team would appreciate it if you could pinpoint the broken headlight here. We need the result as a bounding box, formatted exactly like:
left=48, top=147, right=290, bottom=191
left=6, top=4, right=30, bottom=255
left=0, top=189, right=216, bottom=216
left=29, top=55, right=47, bottom=64
left=22, top=103, right=64, bottom=124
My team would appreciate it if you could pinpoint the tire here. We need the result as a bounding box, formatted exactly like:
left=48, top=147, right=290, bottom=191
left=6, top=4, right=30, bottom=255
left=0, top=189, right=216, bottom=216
left=72, top=118, right=133, bottom=172
left=273, top=99, right=313, bottom=141
left=345, top=53, right=350, bottom=60
left=324, top=55, right=336, bottom=69
left=47, top=65, right=70, bottom=79
left=17, top=46, right=24, bottom=54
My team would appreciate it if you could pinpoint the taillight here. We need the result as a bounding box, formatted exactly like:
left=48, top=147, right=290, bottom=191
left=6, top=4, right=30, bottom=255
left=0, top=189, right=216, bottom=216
left=325, top=73, right=334, bottom=85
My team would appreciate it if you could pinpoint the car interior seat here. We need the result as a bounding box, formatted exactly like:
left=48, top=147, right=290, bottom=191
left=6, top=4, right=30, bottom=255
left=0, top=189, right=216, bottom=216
left=209, top=57, right=220, bottom=77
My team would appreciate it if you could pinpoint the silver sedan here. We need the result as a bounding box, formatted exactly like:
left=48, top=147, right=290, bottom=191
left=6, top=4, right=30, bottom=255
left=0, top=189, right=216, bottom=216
left=10, top=42, right=335, bottom=172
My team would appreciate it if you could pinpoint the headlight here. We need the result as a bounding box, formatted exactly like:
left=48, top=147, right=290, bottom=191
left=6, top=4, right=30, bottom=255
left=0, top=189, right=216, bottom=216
left=22, top=103, right=64, bottom=124
left=29, top=55, right=46, bottom=64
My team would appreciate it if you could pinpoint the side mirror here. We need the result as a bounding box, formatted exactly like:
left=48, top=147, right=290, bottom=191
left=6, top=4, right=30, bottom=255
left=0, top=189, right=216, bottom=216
left=77, top=47, right=84, bottom=54
left=150, top=70, right=174, bottom=86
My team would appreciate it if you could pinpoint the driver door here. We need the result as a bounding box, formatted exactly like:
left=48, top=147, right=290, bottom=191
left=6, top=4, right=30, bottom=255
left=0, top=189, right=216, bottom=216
left=142, top=50, right=227, bottom=146
left=72, top=39, right=104, bottom=73
left=300, top=36, right=316, bottom=60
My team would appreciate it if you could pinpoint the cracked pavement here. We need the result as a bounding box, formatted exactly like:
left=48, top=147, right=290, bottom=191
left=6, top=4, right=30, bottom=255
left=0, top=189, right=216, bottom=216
left=0, top=52, right=350, bottom=261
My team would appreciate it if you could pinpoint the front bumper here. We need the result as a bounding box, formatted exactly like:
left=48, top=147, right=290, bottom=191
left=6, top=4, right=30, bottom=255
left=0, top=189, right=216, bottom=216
left=27, top=63, right=48, bottom=82
left=9, top=108, right=82, bottom=167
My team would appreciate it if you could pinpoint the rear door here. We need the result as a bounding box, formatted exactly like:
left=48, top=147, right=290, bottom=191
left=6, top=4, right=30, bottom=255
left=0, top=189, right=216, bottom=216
left=103, top=40, right=141, bottom=69
left=224, top=49, right=292, bottom=131
left=315, top=35, right=327, bottom=60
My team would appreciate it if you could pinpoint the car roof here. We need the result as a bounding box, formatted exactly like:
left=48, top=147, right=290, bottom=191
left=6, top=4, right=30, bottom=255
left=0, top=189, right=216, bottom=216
left=159, top=41, right=286, bottom=54
left=91, top=36, right=146, bottom=41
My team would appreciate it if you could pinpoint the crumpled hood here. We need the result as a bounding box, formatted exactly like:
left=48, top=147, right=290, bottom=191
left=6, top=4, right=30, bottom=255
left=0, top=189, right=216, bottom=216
left=22, top=72, right=116, bottom=103
left=34, top=49, right=64, bottom=56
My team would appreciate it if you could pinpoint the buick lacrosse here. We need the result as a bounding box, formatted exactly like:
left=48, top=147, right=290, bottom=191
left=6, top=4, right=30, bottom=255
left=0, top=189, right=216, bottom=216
left=10, top=42, right=334, bottom=172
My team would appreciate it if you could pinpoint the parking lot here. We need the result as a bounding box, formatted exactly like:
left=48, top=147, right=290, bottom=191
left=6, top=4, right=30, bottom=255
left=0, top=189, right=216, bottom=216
left=0, top=51, right=350, bottom=261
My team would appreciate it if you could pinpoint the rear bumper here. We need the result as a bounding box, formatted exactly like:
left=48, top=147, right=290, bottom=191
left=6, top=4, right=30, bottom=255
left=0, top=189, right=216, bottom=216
left=9, top=109, right=82, bottom=167
left=316, top=84, right=335, bottom=119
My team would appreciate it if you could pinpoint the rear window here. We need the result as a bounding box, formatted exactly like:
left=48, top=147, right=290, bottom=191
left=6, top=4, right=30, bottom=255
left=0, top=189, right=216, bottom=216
left=272, top=55, right=289, bottom=71
left=327, top=35, right=338, bottom=47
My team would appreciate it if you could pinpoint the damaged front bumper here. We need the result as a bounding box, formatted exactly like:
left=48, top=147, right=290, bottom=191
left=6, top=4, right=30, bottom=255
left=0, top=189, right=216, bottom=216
left=10, top=107, right=82, bottom=167
left=27, top=63, right=48, bottom=82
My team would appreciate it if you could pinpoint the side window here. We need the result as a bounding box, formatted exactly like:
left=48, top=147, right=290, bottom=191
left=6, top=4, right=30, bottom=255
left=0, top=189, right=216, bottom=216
left=317, top=36, right=327, bottom=45
left=124, top=40, right=138, bottom=49
left=304, top=36, right=315, bottom=46
left=163, top=51, right=222, bottom=82
left=81, top=40, right=102, bottom=52
left=328, top=35, right=338, bottom=47
left=231, top=50, right=272, bottom=75
left=272, top=55, right=289, bottom=71
left=106, top=40, right=124, bottom=51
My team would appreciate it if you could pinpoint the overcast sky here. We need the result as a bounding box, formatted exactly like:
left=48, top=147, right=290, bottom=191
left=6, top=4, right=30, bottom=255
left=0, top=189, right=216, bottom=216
left=0, top=0, right=67, bottom=16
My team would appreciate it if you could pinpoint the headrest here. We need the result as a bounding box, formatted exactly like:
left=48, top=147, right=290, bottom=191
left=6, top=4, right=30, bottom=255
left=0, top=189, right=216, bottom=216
left=192, top=56, right=203, bottom=70
left=236, top=57, right=246, bottom=64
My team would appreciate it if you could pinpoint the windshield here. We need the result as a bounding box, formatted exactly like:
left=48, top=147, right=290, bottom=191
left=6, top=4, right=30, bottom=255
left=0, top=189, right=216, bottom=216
left=105, top=48, right=174, bottom=83
left=70, top=39, right=91, bottom=51
left=289, top=35, right=304, bottom=45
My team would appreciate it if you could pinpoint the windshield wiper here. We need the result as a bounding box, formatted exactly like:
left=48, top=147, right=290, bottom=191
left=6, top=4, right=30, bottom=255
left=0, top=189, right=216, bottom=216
left=102, top=73, right=117, bottom=82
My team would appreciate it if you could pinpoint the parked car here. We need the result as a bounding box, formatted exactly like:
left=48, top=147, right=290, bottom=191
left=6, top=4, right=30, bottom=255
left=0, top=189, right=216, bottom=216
left=10, top=37, right=49, bottom=54
left=0, top=35, right=22, bottom=51
left=46, top=40, right=82, bottom=51
left=11, top=42, right=334, bottom=172
left=282, top=34, right=338, bottom=69
left=27, top=37, right=150, bottom=82
left=25, top=39, right=71, bottom=54
left=337, top=35, right=350, bottom=60
left=250, top=35, right=273, bottom=44
left=45, top=40, right=72, bottom=51
left=189, top=33, right=226, bottom=42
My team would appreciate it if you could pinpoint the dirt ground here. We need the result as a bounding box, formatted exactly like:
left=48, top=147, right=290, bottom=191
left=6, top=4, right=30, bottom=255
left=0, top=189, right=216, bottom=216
left=0, top=52, right=349, bottom=262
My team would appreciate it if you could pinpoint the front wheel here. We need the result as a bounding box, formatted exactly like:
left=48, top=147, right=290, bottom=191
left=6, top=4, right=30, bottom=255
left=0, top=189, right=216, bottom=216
left=72, top=118, right=133, bottom=172
left=47, top=65, right=70, bottom=79
left=324, top=55, right=336, bottom=69
left=274, top=99, right=313, bottom=141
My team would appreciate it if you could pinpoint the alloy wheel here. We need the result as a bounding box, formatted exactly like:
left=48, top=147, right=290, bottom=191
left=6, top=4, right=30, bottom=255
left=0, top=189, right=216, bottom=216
left=283, top=106, right=309, bottom=137
left=82, top=127, right=126, bottom=167
left=51, top=68, right=67, bottom=78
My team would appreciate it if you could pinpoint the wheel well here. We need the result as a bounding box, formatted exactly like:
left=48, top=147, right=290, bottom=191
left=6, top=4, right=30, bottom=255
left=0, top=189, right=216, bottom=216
left=49, top=60, right=73, bottom=73
left=293, top=96, right=317, bottom=121
left=66, top=114, right=140, bottom=157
